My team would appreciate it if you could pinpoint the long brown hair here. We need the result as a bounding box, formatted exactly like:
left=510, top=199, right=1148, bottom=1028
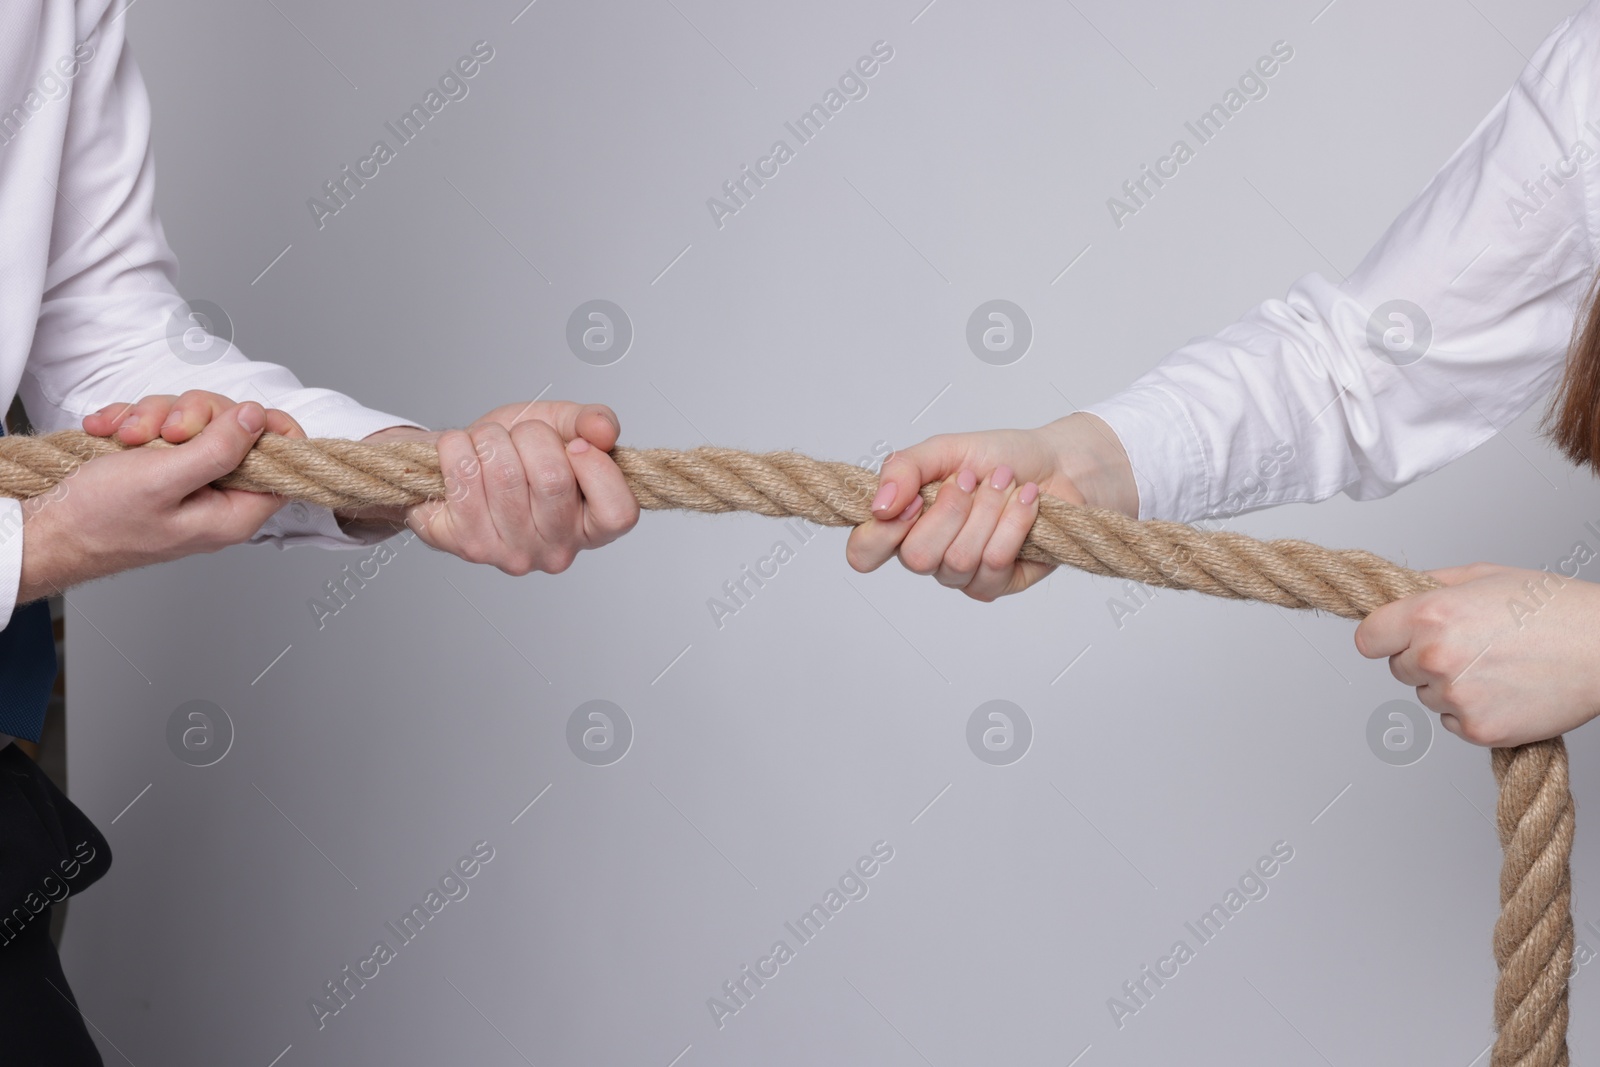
left=1548, top=269, right=1600, bottom=469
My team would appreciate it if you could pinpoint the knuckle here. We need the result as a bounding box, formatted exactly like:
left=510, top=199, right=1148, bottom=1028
left=530, top=461, right=573, bottom=498
left=498, top=556, right=535, bottom=577
left=1457, top=716, right=1498, bottom=746
left=1413, top=644, right=1454, bottom=677
left=594, top=507, right=638, bottom=544
left=1410, top=599, right=1449, bottom=631
left=446, top=529, right=491, bottom=565
left=472, top=431, right=503, bottom=458
left=981, top=544, right=1016, bottom=572
left=899, top=546, right=938, bottom=575
left=487, top=459, right=523, bottom=494
left=1430, top=677, right=1458, bottom=707
left=1472, top=728, right=1502, bottom=748
left=511, top=419, right=549, bottom=445
left=944, top=546, right=979, bottom=576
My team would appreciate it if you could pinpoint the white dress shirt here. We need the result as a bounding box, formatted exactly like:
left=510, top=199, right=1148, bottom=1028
left=0, top=2, right=413, bottom=631
left=1087, top=2, right=1600, bottom=524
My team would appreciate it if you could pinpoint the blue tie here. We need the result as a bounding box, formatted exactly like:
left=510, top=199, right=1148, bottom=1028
left=0, top=420, right=58, bottom=742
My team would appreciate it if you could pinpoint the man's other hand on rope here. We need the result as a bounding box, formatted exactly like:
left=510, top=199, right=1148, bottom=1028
left=350, top=401, right=639, bottom=575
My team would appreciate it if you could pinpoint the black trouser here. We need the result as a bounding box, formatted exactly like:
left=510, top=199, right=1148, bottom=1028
left=0, top=742, right=112, bottom=1066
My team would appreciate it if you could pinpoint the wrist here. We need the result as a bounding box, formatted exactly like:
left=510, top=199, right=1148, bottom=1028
left=361, top=425, right=436, bottom=444
left=1043, top=412, right=1139, bottom=518
left=17, top=497, right=77, bottom=604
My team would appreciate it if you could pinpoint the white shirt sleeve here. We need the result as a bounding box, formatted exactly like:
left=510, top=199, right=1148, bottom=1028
left=1085, top=4, right=1600, bottom=523
left=15, top=3, right=419, bottom=598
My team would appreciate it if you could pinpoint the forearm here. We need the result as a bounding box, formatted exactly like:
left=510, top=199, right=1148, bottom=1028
left=16, top=516, right=121, bottom=605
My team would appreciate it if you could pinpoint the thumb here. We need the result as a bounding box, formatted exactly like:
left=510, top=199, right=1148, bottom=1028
left=151, top=402, right=267, bottom=498
left=869, top=435, right=973, bottom=519
left=572, top=404, right=621, bottom=450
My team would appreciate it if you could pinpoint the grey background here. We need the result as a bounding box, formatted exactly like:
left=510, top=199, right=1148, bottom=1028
left=56, top=0, right=1600, bottom=1063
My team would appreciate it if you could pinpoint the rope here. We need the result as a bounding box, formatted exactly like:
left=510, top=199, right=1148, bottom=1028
left=15, top=430, right=1572, bottom=1064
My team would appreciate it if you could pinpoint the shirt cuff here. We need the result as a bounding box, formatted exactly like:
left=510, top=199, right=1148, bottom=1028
left=0, top=501, right=23, bottom=630
left=249, top=396, right=426, bottom=551
left=1083, top=386, right=1212, bottom=523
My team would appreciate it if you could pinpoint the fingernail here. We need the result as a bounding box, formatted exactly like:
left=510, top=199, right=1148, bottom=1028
left=567, top=437, right=591, bottom=454
left=236, top=403, right=265, bottom=433
left=957, top=469, right=977, bottom=493
left=898, top=497, right=923, bottom=521
left=871, top=482, right=898, bottom=512
left=1019, top=482, right=1039, bottom=505
left=161, top=410, right=181, bottom=429
left=990, top=465, right=1013, bottom=491
left=118, top=414, right=138, bottom=432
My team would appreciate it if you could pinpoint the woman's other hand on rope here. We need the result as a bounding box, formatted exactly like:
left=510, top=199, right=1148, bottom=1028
left=1355, top=562, right=1600, bottom=746
left=351, top=400, right=640, bottom=576
left=846, top=413, right=1138, bottom=601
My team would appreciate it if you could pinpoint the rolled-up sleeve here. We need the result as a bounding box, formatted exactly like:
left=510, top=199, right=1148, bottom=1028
left=1087, top=4, right=1599, bottom=522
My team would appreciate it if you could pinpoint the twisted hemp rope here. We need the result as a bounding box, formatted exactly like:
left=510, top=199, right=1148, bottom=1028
left=14, top=430, right=1574, bottom=1065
